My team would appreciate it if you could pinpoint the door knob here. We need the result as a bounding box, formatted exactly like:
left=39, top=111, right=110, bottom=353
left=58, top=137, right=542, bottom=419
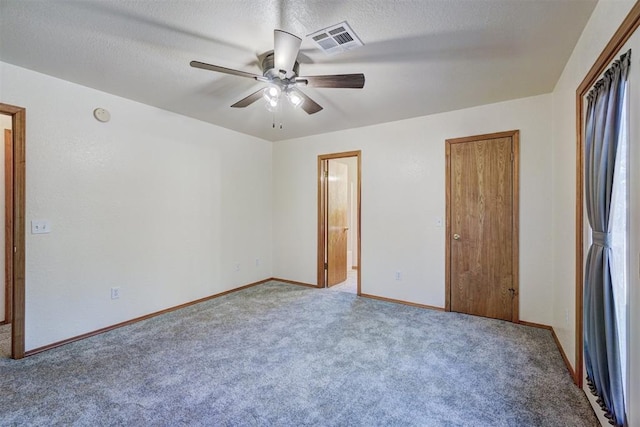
left=343, top=227, right=349, bottom=231
left=453, top=233, right=461, bottom=240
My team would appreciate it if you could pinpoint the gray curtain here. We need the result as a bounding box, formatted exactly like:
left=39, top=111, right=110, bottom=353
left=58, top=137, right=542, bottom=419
left=583, top=49, right=630, bottom=427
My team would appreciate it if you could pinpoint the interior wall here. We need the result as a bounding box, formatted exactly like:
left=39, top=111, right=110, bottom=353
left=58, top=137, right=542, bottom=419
left=0, top=61, right=273, bottom=351
left=0, top=114, right=8, bottom=322
left=551, top=0, right=640, bottom=425
left=273, top=94, right=553, bottom=325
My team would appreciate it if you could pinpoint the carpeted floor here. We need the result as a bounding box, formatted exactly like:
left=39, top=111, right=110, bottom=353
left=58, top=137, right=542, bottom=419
left=327, top=269, right=358, bottom=294
left=0, top=281, right=597, bottom=426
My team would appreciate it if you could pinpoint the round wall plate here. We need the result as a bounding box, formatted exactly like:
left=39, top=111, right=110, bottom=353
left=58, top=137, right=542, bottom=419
left=93, top=108, right=111, bottom=123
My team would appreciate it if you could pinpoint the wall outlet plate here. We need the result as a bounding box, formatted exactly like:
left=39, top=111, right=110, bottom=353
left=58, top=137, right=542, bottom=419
left=31, top=220, right=51, bottom=234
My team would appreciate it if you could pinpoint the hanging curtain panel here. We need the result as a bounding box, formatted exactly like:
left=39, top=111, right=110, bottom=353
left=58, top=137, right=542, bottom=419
left=583, top=49, right=630, bottom=427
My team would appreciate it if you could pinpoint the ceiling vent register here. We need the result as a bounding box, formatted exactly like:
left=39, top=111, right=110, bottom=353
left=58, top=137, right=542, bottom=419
left=308, top=21, right=363, bottom=55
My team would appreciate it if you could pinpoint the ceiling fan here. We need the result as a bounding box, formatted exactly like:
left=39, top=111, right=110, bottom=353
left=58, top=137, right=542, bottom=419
left=190, top=29, right=365, bottom=115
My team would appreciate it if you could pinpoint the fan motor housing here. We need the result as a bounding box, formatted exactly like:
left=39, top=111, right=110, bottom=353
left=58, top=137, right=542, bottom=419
left=262, top=52, right=299, bottom=79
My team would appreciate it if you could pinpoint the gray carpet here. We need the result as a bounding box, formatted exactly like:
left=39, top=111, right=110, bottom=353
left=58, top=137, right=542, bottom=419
left=0, top=281, right=597, bottom=426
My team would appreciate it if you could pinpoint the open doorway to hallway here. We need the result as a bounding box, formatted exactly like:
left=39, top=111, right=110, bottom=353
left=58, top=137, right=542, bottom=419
left=317, top=151, right=361, bottom=295
left=0, top=102, right=26, bottom=360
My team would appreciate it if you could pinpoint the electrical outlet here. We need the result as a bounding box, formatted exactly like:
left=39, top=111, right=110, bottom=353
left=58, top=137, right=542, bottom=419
left=564, top=309, right=569, bottom=325
left=255, top=258, right=260, bottom=267
left=111, top=287, right=121, bottom=300
left=235, top=263, right=240, bottom=272
left=395, top=271, right=402, bottom=281
left=31, top=220, right=51, bottom=234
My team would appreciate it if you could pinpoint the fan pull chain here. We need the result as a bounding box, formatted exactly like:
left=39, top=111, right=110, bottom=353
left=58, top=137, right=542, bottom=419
left=271, top=112, right=284, bottom=130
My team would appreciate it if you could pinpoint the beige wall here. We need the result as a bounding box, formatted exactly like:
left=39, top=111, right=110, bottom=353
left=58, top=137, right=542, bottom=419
left=273, top=94, right=554, bottom=325
left=1, top=61, right=273, bottom=350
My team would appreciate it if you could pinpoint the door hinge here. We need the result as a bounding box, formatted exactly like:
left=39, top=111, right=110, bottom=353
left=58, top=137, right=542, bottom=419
left=510, top=152, right=514, bottom=162
left=324, top=262, right=328, bottom=270
left=324, top=170, right=329, bottom=178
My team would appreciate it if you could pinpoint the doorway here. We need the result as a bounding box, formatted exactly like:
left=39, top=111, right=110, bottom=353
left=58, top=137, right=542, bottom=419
left=317, top=151, right=361, bottom=295
left=0, top=103, right=26, bottom=359
left=445, top=130, right=519, bottom=321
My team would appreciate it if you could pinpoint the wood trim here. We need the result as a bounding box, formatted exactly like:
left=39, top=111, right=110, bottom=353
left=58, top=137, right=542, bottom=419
left=445, top=130, right=520, bottom=145
left=317, top=156, right=326, bottom=288
left=577, top=1, right=640, bottom=96
left=444, top=142, right=451, bottom=311
left=575, top=92, right=585, bottom=387
left=511, top=132, right=520, bottom=321
left=271, top=277, right=317, bottom=288
left=573, top=1, right=640, bottom=387
left=360, top=293, right=444, bottom=312
left=444, top=130, right=520, bottom=321
left=317, top=151, right=362, bottom=295
left=519, top=320, right=575, bottom=379
left=0, top=103, right=26, bottom=360
left=4, top=129, right=13, bottom=324
left=24, top=279, right=271, bottom=357
left=356, top=153, right=361, bottom=296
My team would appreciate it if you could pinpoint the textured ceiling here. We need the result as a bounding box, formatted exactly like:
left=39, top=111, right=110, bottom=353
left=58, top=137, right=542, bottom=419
left=0, top=0, right=597, bottom=141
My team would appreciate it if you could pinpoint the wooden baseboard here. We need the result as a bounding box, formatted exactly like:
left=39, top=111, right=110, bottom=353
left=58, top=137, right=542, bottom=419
left=24, top=278, right=271, bottom=357
left=518, top=320, right=575, bottom=380
left=271, top=277, right=319, bottom=288
left=360, top=293, right=444, bottom=312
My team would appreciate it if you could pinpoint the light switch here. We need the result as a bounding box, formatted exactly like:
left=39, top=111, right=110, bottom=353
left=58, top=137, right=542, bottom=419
left=31, top=220, right=51, bottom=234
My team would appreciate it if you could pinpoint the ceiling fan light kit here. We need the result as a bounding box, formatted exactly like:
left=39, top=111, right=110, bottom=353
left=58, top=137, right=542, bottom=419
left=287, top=89, right=304, bottom=108
left=190, top=28, right=365, bottom=118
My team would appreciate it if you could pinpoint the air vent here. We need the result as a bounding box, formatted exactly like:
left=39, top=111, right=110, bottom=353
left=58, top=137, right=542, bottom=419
left=308, top=21, right=363, bottom=55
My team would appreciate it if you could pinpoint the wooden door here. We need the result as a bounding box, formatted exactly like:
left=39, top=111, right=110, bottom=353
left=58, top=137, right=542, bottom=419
left=327, top=160, right=348, bottom=286
left=4, top=129, right=12, bottom=324
left=446, top=131, right=519, bottom=321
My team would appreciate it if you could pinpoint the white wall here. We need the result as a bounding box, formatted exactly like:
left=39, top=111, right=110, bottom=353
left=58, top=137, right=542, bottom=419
left=0, top=62, right=273, bottom=350
left=0, top=114, right=8, bottom=322
left=273, top=94, right=554, bottom=324
left=550, top=0, right=638, bottom=424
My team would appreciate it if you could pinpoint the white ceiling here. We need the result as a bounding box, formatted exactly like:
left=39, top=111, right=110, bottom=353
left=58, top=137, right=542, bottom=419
left=0, top=0, right=597, bottom=142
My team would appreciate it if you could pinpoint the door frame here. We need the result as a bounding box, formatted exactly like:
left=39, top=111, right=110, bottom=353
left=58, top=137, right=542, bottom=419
left=444, top=130, right=520, bottom=321
left=4, top=128, right=13, bottom=325
left=0, top=103, right=26, bottom=359
left=317, top=151, right=361, bottom=294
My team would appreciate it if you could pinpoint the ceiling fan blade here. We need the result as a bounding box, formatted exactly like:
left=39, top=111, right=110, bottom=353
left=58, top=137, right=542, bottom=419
left=297, top=90, right=323, bottom=115
left=230, top=88, right=265, bottom=108
left=190, top=60, right=261, bottom=80
left=297, top=74, right=365, bottom=89
left=274, top=30, right=302, bottom=74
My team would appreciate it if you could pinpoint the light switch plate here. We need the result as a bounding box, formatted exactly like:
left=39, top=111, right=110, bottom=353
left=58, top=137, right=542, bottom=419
left=31, top=220, right=51, bottom=234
